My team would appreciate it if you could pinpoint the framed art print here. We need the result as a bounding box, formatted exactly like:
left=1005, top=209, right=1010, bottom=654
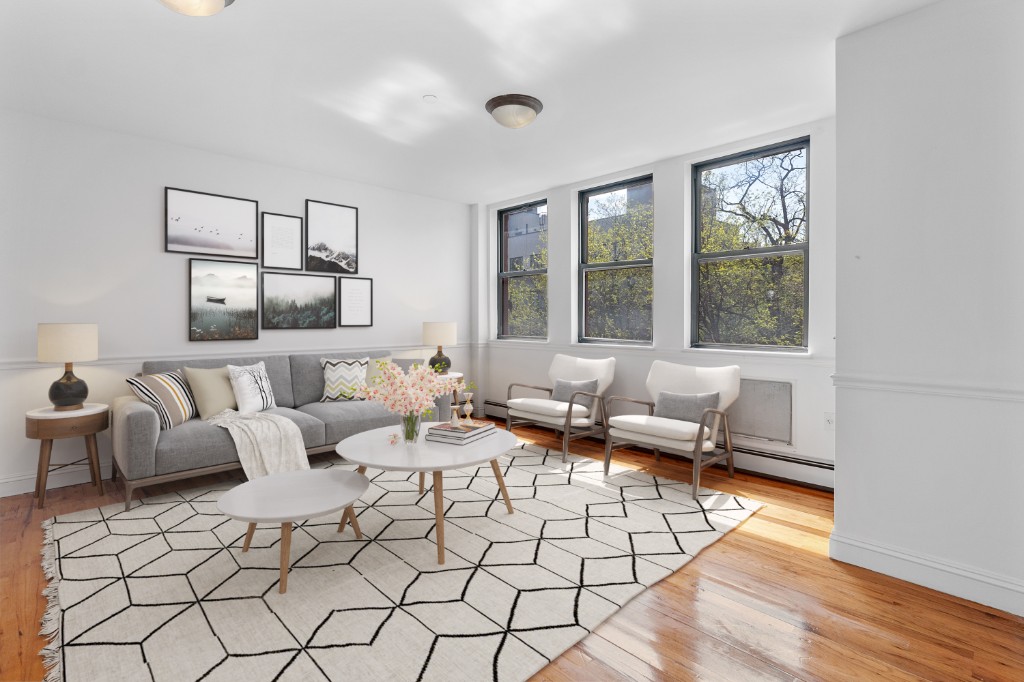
left=261, top=212, right=303, bottom=270
left=338, top=277, right=373, bottom=327
left=166, top=188, right=258, bottom=259
left=262, top=272, right=337, bottom=329
left=306, top=199, right=358, bottom=274
left=189, top=259, right=259, bottom=341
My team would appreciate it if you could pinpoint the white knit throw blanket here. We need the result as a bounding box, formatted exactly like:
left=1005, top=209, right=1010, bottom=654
left=207, top=409, right=309, bottom=479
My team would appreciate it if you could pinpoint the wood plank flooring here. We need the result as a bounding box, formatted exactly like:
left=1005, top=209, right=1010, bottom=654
left=2, top=421, right=1022, bottom=681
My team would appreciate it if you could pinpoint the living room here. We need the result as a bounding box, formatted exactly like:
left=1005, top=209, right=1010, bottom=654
left=2, top=0, right=1022, bottom=680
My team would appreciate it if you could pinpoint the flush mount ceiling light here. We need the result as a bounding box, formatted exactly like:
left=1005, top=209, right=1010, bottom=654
left=485, top=94, right=543, bottom=129
left=159, top=0, right=234, bottom=16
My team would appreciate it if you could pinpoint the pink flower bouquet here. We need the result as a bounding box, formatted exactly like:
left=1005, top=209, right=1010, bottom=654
left=362, top=361, right=459, bottom=442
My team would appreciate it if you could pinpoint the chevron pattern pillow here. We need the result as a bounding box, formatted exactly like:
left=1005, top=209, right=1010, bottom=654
left=126, top=370, right=198, bottom=430
left=320, top=357, right=368, bottom=402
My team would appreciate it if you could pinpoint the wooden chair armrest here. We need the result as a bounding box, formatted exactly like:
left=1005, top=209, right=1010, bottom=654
left=507, top=383, right=553, bottom=401
left=605, top=395, right=655, bottom=416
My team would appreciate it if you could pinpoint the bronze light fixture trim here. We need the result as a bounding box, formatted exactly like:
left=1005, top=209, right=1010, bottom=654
left=485, top=94, right=544, bottom=129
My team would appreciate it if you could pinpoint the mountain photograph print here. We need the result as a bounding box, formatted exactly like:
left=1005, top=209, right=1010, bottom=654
left=262, top=272, right=337, bottom=329
left=305, top=199, right=358, bottom=273
left=166, top=188, right=258, bottom=259
left=189, top=259, right=258, bottom=341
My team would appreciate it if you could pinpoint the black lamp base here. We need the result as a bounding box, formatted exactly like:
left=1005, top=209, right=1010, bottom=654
left=49, top=366, right=88, bottom=411
left=429, top=347, right=451, bottom=374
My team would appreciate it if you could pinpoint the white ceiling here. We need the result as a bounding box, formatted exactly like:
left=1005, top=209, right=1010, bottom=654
left=1, top=0, right=938, bottom=204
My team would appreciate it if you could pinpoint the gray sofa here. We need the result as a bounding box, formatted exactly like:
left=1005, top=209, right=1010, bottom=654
left=111, top=350, right=440, bottom=510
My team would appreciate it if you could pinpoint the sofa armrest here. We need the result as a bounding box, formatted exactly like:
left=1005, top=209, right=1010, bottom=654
left=112, top=395, right=159, bottom=480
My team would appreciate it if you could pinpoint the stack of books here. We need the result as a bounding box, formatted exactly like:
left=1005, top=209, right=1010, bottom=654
left=425, top=420, right=496, bottom=445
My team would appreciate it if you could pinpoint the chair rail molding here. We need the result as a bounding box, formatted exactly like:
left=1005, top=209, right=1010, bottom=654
left=832, top=372, right=1024, bottom=403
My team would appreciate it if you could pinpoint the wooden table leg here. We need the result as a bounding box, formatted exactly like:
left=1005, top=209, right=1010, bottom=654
left=36, top=440, right=53, bottom=509
left=490, top=459, right=514, bottom=514
left=279, top=522, right=292, bottom=594
left=85, top=434, right=103, bottom=496
left=337, top=507, right=364, bottom=539
left=242, top=522, right=256, bottom=552
left=418, top=471, right=425, bottom=494
left=432, top=471, right=445, bottom=565
left=356, top=465, right=367, bottom=475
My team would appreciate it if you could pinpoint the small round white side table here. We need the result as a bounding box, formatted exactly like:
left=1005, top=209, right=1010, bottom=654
left=25, top=403, right=109, bottom=509
left=217, top=468, right=370, bottom=594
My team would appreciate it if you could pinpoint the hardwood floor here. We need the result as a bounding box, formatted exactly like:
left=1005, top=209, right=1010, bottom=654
left=2, top=422, right=1022, bottom=681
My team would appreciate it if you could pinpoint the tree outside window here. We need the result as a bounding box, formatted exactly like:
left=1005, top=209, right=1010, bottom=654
left=579, top=176, right=654, bottom=343
left=498, top=201, right=548, bottom=338
left=693, top=139, right=808, bottom=349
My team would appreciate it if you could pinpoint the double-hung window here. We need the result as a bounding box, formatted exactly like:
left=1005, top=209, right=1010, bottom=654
left=579, top=175, right=654, bottom=343
left=693, top=138, right=809, bottom=349
left=498, top=200, right=548, bottom=338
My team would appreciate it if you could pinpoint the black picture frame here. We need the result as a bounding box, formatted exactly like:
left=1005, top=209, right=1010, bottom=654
left=189, top=258, right=259, bottom=341
left=261, top=272, right=337, bottom=330
left=261, top=212, right=303, bottom=270
left=338, top=277, right=373, bottom=327
left=305, top=199, right=358, bottom=274
left=166, top=187, right=258, bottom=259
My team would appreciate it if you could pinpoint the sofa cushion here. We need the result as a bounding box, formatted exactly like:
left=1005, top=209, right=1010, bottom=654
left=290, top=350, right=391, bottom=406
left=296, top=401, right=400, bottom=444
left=125, top=371, right=197, bottom=430
left=143, top=355, right=294, bottom=408
left=183, top=366, right=237, bottom=419
left=153, top=407, right=327, bottom=476
left=320, top=357, right=368, bottom=401
left=227, top=361, right=277, bottom=413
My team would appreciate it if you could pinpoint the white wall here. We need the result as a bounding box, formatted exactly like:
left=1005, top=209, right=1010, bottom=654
left=0, top=110, right=473, bottom=497
left=475, top=119, right=838, bottom=487
left=831, top=0, right=1024, bottom=616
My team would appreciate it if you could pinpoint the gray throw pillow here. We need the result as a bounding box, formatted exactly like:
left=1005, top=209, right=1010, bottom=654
left=551, top=378, right=599, bottom=409
left=653, top=391, right=719, bottom=423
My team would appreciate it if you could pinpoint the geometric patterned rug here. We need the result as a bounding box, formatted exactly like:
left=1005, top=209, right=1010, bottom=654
left=40, top=443, right=762, bottom=682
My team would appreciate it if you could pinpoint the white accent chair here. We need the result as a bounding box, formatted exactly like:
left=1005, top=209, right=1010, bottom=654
left=604, top=361, right=740, bottom=499
left=506, top=354, right=616, bottom=462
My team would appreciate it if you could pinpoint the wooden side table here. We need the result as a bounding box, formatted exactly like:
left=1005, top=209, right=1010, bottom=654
left=25, top=403, right=109, bottom=509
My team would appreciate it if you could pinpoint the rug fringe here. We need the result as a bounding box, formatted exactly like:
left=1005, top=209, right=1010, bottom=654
left=39, top=517, right=63, bottom=682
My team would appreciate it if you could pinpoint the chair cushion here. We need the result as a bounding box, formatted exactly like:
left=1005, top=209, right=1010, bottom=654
left=550, top=379, right=599, bottom=409
left=608, top=425, right=716, bottom=453
left=507, top=397, right=590, bottom=418
left=653, top=391, right=718, bottom=423
left=608, top=414, right=708, bottom=441
left=508, top=409, right=594, bottom=428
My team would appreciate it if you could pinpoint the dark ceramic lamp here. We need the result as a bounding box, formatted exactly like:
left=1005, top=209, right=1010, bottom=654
left=37, top=323, right=98, bottom=411
left=422, top=322, right=456, bottom=374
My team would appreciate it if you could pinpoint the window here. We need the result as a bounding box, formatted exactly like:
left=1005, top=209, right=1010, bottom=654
left=498, top=200, right=548, bottom=338
left=693, top=139, right=808, bottom=349
left=579, top=176, right=654, bottom=343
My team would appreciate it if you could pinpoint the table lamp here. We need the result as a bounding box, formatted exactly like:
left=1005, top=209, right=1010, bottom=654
left=37, top=323, right=98, bottom=411
left=422, top=322, right=457, bottom=374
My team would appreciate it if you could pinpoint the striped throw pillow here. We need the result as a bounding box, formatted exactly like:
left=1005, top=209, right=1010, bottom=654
left=126, top=371, right=198, bottom=430
left=321, top=357, right=368, bottom=402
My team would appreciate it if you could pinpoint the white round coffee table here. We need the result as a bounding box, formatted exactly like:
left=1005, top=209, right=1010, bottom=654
left=336, top=424, right=518, bottom=564
left=217, top=468, right=369, bottom=593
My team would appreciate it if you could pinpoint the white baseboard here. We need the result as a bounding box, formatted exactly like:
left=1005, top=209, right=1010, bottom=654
left=0, top=461, right=113, bottom=499
left=829, top=531, right=1024, bottom=617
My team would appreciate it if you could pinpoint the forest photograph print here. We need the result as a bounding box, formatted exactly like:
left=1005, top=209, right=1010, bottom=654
left=167, top=188, right=258, bottom=259
left=306, top=199, right=358, bottom=273
left=262, top=273, right=337, bottom=329
left=189, top=259, right=258, bottom=341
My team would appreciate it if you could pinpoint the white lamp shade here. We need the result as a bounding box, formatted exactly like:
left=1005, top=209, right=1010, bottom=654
left=422, top=322, right=457, bottom=347
left=37, top=324, right=98, bottom=363
left=159, top=0, right=231, bottom=16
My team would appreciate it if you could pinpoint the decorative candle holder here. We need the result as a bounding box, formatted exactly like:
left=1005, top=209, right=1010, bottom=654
left=462, top=392, right=474, bottom=424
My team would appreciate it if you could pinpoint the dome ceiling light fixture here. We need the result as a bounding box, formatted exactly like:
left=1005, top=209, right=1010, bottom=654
left=485, top=94, right=543, bottom=129
left=159, top=0, right=234, bottom=16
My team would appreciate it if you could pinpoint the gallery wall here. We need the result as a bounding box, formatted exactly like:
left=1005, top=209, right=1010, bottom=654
left=0, top=109, right=473, bottom=497
left=832, top=0, right=1024, bottom=616
left=475, top=119, right=838, bottom=488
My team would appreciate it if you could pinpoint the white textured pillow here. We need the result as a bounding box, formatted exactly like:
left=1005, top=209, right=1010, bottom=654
left=226, top=361, right=277, bottom=414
